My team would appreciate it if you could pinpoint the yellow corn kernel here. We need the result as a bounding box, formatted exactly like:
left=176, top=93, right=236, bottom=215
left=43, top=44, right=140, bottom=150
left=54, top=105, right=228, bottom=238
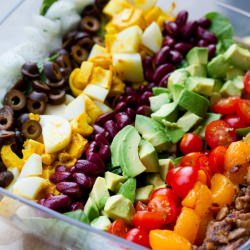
left=89, top=67, right=113, bottom=90
left=109, top=74, right=125, bottom=97
left=66, top=133, right=88, bottom=159
left=1, top=145, right=25, bottom=171
left=42, top=153, right=57, bottom=166
left=103, top=0, right=132, bottom=17
left=69, top=68, right=85, bottom=96
left=80, top=61, right=94, bottom=84
left=84, top=94, right=103, bottom=123
left=29, top=113, right=40, bottom=121
left=70, top=112, right=93, bottom=137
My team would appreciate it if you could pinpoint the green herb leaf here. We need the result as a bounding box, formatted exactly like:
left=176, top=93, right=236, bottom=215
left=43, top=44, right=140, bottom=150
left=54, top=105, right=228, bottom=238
left=206, top=12, right=234, bottom=54
left=64, top=210, right=90, bottom=224
left=40, top=0, right=58, bottom=16
left=48, top=53, right=59, bottom=62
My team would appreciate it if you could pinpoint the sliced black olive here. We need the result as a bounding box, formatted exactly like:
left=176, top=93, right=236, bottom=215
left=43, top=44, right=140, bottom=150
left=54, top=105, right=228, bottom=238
left=32, top=80, right=51, bottom=93
left=63, top=31, right=78, bottom=50
left=77, top=36, right=94, bottom=50
left=17, top=113, right=30, bottom=127
left=49, top=89, right=66, bottom=105
left=15, top=129, right=25, bottom=147
left=29, top=91, right=48, bottom=103
left=21, top=119, right=42, bottom=140
left=80, top=16, right=100, bottom=33
left=0, top=171, right=14, bottom=188
left=27, top=99, right=46, bottom=114
left=0, top=130, right=16, bottom=146
left=93, top=36, right=105, bottom=47
left=0, top=106, right=14, bottom=130
left=11, top=79, right=25, bottom=90
left=56, top=54, right=72, bottom=78
left=71, top=45, right=88, bottom=64
left=74, top=31, right=91, bottom=43
left=46, top=78, right=66, bottom=89
left=21, top=63, right=39, bottom=79
left=81, top=4, right=100, bottom=17
left=44, top=62, right=63, bottom=82
left=4, top=89, right=26, bottom=111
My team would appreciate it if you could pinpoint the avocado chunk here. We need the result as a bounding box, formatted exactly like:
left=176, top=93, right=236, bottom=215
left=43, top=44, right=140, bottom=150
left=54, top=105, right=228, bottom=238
left=104, top=194, right=135, bottom=224
left=84, top=197, right=99, bottom=221
left=207, top=54, right=230, bottom=79
left=177, top=89, right=210, bottom=117
left=146, top=173, right=166, bottom=189
left=186, top=77, right=215, bottom=96
left=219, top=76, right=243, bottom=97
left=111, top=125, right=134, bottom=168
left=152, top=87, right=170, bottom=95
left=139, top=139, right=159, bottom=173
left=162, top=120, right=185, bottom=144
left=151, top=102, right=178, bottom=122
left=186, top=47, right=208, bottom=65
left=135, top=185, right=154, bottom=202
left=177, top=111, right=202, bottom=132
left=224, top=44, right=250, bottom=71
left=104, top=171, right=127, bottom=192
left=90, top=216, right=111, bottom=231
left=186, top=64, right=207, bottom=77
left=118, top=178, right=136, bottom=202
left=159, top=159, right=174, bottom=181
left=213, top=79, right=223, bottom=92
left=119, top=125, right=146, bottom=177
left=226, top=66, right=244, bottom=80
left=149, top=93, right=171, bottom=112
left=89, top=177, right=110, bottom=210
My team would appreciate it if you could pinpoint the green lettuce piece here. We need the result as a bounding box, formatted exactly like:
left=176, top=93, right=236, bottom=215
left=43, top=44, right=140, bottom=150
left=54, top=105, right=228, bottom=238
left=40, top=0, right=58, bottom=16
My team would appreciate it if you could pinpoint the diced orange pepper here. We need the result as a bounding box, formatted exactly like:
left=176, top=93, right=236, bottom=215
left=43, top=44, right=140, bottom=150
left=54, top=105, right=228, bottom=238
left=210, top=173, right=235, bottom=210
left=197, top=170, right=208, bottom=185
left=84, top=95, right=103, bottom=123
left=174, top=207, right=200, bottom=244
left=149, top=230, right=192, bottom=250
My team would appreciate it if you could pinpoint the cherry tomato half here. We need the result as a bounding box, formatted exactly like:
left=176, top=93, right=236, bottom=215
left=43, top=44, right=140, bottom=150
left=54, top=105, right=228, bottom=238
left=135, top=201, right=148, bottom=212
left=108, top=219, right=130, bottom=238
left=166, top=167, right=181, bottom=187
left=150, top=188, right=180, bottom=205
left=125, top=228, right=150, bottom=248
left=224, top=115, right=247, bottom=129
left=211, top=96, right=240, bottom=115
left=208, top=146, right=227, bottom=173
left=236, top=99, right=250, bottom=125
left=205, top=120, right=237, bottom=149
left=179, top=133, right=203, bottom=155
left=243, top=70, right=250, bottom=95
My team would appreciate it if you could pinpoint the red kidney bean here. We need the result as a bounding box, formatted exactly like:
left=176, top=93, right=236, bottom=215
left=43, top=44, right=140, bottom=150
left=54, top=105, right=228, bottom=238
left=197, top=17, right=211, bottom=28
left=144, top=67, right=154, bottom=82
left=153, top=63, right=175, bottom=83
left=114, top=101, right=127, bottom=112
left=43, top=194, right=71, bottom=212
left=85, top=141, right=99, bottom=159
left=125, top=95, right=137, bottom=108
left=70, top=201, right=84, bottom=211
left=174, top=42, right=193, bottom=55
left=164, top=21, right=179, bottom=37
left=38, top=198, right=45, bottom=206
left=126, top=107, right=136, bottom=120
left=158, top=73, right=170, bottom=87
left=56, top=182, right=81, bottom=196
left=197, top=39, right=209, bottom=47
left=69, top=166, right=76, bottom=173
left=50, top=171, right=72, bottom=184
left=196, top=27, right=217, bottom=44
left=73, top=172, right=96, bottom=189
left=95, top=111, right=115, bottom=125
left=93, top=124, right=112, bottom=142
left=181, top=21, right=197, bottom=39
left=142, top=56, right=153, bottom=68
left=147, top=82, right=156, bottom=89
left=175, top=10, right=188, bottom=27
left=95, top=133, right=109, bottom=146
left=104, top=120, right=118, bottom=138
left=55, top=165, right=67, bottom=172
left=139, top=91, right=153, bottom=105
left=98, top=144, right=111, bottom=161
left=75, top=157, right=105, bottom=175
left=85, top=152, right=106, bottom=174
left=169, top=50, right=183, bottom=64
left=154, top=46, right=170, bottom=66
left=115, top=112, right=131, bottom=129
left=162, top=36, right=175, bottom=47
left=208, top=44, right=216, bottom=59
left=136, top=105, right=151, bottom=116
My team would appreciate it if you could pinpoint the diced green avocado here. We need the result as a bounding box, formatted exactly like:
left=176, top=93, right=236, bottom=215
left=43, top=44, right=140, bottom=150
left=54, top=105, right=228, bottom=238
left=177, top=111, right=202, bottom=132
left=104, top=171, right=127, bottom=192
left=186, top=47, right=208, bottom=65
left=219, top=76, right=244, bottom=97
left=151, top=102, right=178, bottom=122
left=84, top=197, right=99, bottom=221
left=186, top=77, right=215, bottom=96
left=207, top=54, right=230, bottom=79
left=118, top=178, right=136, bottom=202
left=149, top=93, right=171, bottom=112
left=186, top=64, right=207, bottom=77
left=146, top=173, right=166, bottom=189
left=135, top=185, right=154, bottom=202
left=139, top=139, right=159, bottom=173
left=146, top=131, right=171, bottom=152
left=90, top=177, right=110, bottom=210
left=152, top=87, right=170, bottom=95
left=213, top=79, right=223, bottom=92
left=162, top=120, right=185, bottom=143
left=119, top=126, right=146, bottom=177
left=236, top=126, right=250, bottom=137
left=224, top=44, right=250, bottom=71
left=104, top=194, right=135, bottom=224
left=90, top=216, right=111, bottom=231
left=226, top=66, right=244, bottom=80
left=177, top=89, right=210, bottom=117
left=159, top=159, right=174, bottom=181
left=111, top=125, right=134, bottom=168
left=64, top=210, right=89, bottom=224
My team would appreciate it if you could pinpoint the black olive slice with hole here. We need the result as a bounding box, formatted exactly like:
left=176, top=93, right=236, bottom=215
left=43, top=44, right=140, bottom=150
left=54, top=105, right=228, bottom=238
left=27, top=99, right=46, bottom=114
left=81, top=4, right=100, bottom=17
left=4, top=89, right=26, bottom=111
left=93, top=36, right=105, bottom=47
left=21, top=63, right=39, bottom=79
left=32, top=80, right=50, bottom=93
left=0, top=106, right=14, bottom=130
left=44, top=62, right=63, bottom=82
left=0, top=130, right=16, bottom=146
left=21, top=119, right=42, bottom=140
left=0, top=171, right=14, bottom=188
left=80, top=16, right=100, bottom=33
left=76, top=36, right=94, bottom=50
left=29, top=91, right=48, bottom=103
left=71, top=45, right=89, bottom=64
left=17, top=113, right=30, bottom=127
left=46, top=78, right=66, bottom=89
left=49, top=89, right=66, bottom=105
left=56, top=54, right=72, bottom=74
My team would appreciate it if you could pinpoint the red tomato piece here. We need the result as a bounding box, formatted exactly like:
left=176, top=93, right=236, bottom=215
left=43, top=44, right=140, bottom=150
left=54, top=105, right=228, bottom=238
left=208, top=146, right=227, bottom=173
left=211, top=96, right=240, bottom=115
left=224, top=115, right=247, bottom=129
left=243, top=70, right=250, bottom=95
left=180, top=152, right=205, bottom=167
left=150, top=188, right=180, bottom=205
left=236, top=99, right=250, bottom=125
left=132, top=211, right=166, bottom=231
left=135, top=201, right=148, bottom=212
left=125, top=228, right=150, bottom=248
left=148, top=195, right=178, bottom=224
left=108, top=219, right=130, bottom=238
left=205, top=120, right=237, bottom=149
left=166, top=167, right=181, bottom=187
left=179, top=133, right=203, bottom=155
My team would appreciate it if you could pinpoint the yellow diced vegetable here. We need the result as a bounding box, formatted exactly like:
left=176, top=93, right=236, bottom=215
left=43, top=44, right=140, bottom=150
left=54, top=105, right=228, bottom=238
left=103, top=0, right=132, bottom=17
left=70, top=112, right=93, bottom=137
left=84, top=94, right=103, bottom=123
left=22, top=140, right=45, bottom=160
left=89, top=55, right=113, bottom=69
left=41, top=153, right=57, bottom=166
left=88, top=44, right=109, bottom=60
left=134, top=0, right=157, bottom=11
left=89, top=67, right=113, bottom=90
left=66, top=133, right=88, bottom=159
left=29, top=113, right=40, bottom=121
left=69, top=68, right=85, bottom=96
left=109, top=74, right=125, bottom=96
left=80, top=61, right=94, bottom=84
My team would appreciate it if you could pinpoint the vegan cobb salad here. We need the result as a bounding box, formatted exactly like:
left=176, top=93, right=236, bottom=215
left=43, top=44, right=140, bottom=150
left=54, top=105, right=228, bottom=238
left=0, top=0, right=250, bottom=249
